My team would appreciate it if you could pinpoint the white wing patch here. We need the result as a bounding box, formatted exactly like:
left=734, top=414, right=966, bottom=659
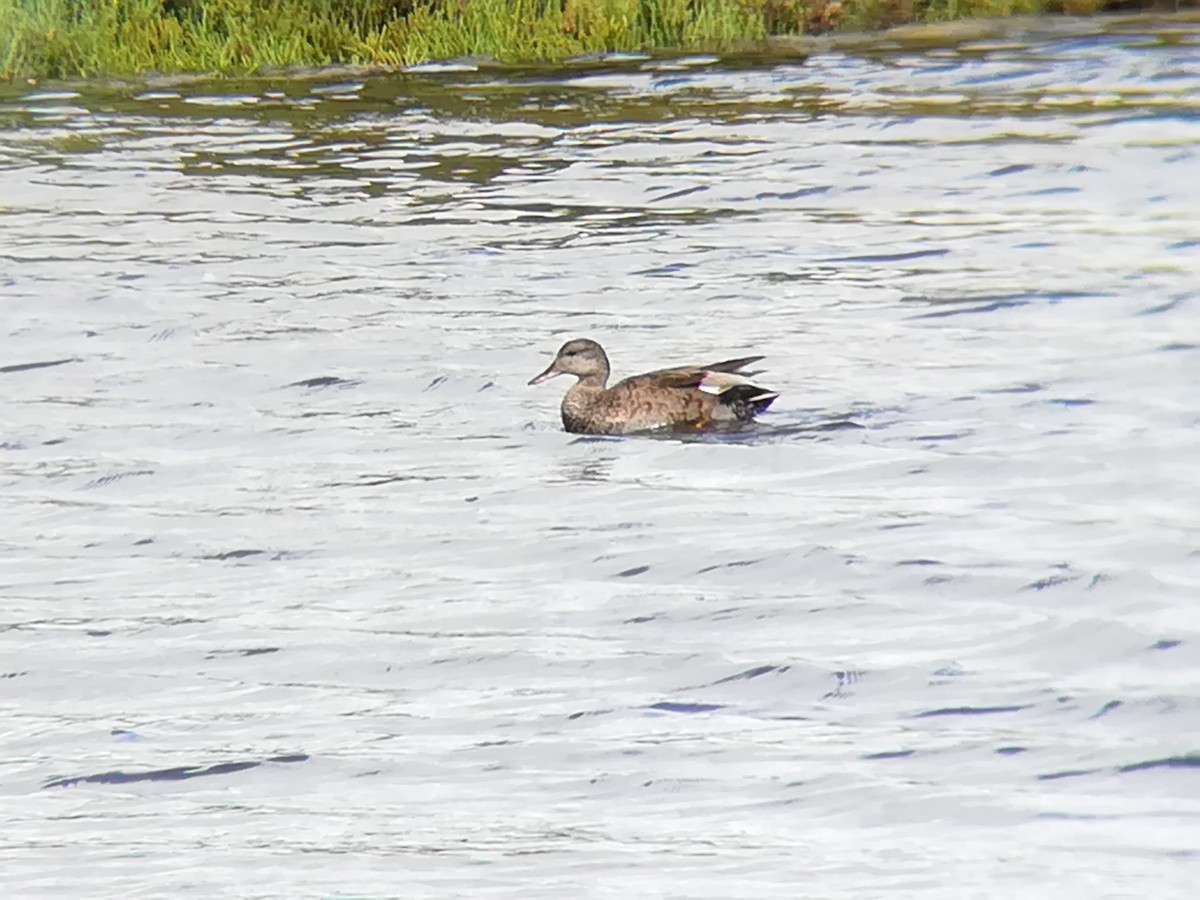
left=698, top=372, right=752, bottom=395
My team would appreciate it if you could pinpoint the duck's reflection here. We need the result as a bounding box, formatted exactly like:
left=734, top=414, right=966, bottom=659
left=556, top=449, right=615, bottom=484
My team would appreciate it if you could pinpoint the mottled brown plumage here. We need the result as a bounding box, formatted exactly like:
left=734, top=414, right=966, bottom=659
left=528, top=338, right=779, bottom=435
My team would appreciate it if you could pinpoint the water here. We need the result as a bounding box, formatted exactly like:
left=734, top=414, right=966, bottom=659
left=2, top=13, right=1199, bottom=898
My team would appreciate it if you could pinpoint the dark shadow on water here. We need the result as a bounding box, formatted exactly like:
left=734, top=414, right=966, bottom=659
left=903, top=290, right=1107, bottom=319
left=285, top=375, right=362, bottom=390
left=45, top=753, right=308, bottom=788
left=566, top=416, right=864, bottom=446
left=913, top=704, right=1033, bottom=717
left=556, top=456, right=615, bottom=483
left=1037, top=754, right=1200, bottom=782
left=825, top=248, right=950, bottom=264
left=862, top=749, right=916, bottom=760
left=647, top=701, right=725, bottom=714
left=708, top=664, right=790, bottom=684
left=0, top=357, right=80, bottom=375
left=667, top=416, right=864, bottom=444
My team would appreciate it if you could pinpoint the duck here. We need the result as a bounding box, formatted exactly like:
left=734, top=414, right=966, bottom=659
left=528, top=338, right=779, bottom=435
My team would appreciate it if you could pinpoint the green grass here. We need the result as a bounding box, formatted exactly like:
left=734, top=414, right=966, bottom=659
left=0, top=0, right=1165, bottom=81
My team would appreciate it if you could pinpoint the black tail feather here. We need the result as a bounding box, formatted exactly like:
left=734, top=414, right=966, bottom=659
left=719, top=384, right=779, bottom=420
left=703, top=355, right=765, bottom=374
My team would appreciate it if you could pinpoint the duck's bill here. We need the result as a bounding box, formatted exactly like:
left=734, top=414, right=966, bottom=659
left=528, top=364, right=562, bottom=385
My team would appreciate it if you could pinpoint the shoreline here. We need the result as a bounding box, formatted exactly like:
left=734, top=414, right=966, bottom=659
left=3, top=2, right=1197, bottom=85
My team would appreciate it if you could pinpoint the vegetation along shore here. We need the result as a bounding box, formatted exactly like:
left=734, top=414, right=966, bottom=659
left=1, top=0, right=1195, bottom=80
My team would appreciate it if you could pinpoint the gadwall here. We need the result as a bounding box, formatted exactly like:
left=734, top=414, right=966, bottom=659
left=528, top=338, right=779, bottom=435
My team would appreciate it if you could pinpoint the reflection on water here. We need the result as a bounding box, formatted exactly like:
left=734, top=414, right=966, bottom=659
left=556, top=452, right=616, bottom=484
left=2, top=13, right=1199, bottom=899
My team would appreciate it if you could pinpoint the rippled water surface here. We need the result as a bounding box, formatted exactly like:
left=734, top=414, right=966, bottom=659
left=3, top=13, right=1199, bottom=897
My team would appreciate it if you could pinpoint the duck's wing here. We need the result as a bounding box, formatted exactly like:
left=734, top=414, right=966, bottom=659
left=605, top=357, right=778, bottom=428
left=615, top=356, right=768, bottom=393
left=699, top=355, right=765, bottom=376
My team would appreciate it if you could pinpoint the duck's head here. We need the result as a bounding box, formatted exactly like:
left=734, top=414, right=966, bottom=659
left=528, top=338, right=610, bottom=385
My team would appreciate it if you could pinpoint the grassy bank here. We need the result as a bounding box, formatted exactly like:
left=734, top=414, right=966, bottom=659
left=0, top=0, right=1184, bottom=80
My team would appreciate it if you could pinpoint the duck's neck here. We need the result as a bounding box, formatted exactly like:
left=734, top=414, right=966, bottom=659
left=561, top=374, right=607, bottom=428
